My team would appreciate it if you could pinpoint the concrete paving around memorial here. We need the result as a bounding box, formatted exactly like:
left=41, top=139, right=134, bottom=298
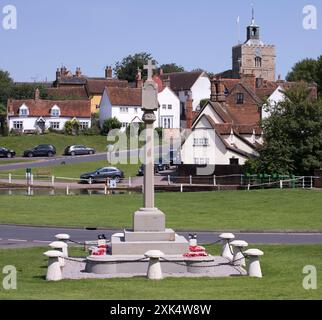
left=1, top=224, right=322, bottom=248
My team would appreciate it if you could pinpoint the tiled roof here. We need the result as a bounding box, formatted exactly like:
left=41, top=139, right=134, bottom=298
left=7, top=98, right=91, bottom=118
left=86, top=78, right=128, bottom=95
left=57, top=77, right=87, bottom=85
left=46, top=87, right=89, bottom=100
left=160, top=71, right=205, bottom=91
left=106, top=87, right=142, bottom=106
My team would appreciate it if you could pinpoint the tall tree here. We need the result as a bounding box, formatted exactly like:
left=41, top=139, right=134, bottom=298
left=0, top=70, right=14, bottom=134
left=286, top=56, right=322, bottom=94
left=114, top=52, right=157, bottom=82
left=247, top=84, right=322, bottom=175
left=160, top=63, right=185, bottom=74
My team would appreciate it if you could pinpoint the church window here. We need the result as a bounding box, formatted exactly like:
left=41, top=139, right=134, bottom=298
left=255, top=57, right=262, bottom=68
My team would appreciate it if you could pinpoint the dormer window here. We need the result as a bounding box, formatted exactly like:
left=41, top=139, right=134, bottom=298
left=19, top=104, right=29, bottom=116
left=236, top=93, right=244, bottom=104
left=51, top=105, right=60, bottom=117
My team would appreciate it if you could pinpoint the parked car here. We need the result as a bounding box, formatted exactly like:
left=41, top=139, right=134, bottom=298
left=80, top=167, right=124, bottom=183
left=137, top=159, right=169, bottom=176
left=64, top=145, right=95, bottom=156
left=23, top=144, right=56, bottom=157
left=168, top=149, right=181, bottom=165
left=0, top=147, right=16, bottom=158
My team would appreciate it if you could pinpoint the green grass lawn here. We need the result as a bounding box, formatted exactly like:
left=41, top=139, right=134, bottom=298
left=0, top=160, right=32, bottom=165
left=0, top=244, right=321, bottom=300
left=5, top=160, right=140, bottom=179
left=0, top=189, right=322, bottom=231
left=0, top=133, right=113, bottom=156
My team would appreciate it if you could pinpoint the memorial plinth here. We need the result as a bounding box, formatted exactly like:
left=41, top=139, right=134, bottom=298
left=109, top=60, right=189, bottom=256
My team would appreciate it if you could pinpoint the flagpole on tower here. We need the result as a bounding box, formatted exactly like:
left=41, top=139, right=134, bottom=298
left=237, top=16, right=240, bottom=44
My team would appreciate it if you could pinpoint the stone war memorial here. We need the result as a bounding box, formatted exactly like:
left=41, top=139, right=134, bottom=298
left=43, top=61, right=264, bottom=281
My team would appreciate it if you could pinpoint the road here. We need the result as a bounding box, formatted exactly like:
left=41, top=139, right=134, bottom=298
left=0, top=152, right=122, bottom=171
left=0, top=144, right=171, bottom=171
left=1, top=224, right=322, bottom=248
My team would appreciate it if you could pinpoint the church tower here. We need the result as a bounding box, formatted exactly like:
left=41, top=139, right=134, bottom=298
left=232, top=8, right=276, bottom=82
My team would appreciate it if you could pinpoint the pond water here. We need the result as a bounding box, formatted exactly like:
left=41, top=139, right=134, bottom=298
left=0, top=188, right=138, bottom=196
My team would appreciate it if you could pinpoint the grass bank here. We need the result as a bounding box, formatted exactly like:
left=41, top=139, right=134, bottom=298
left=0, top=244, right=321, bottom=300
left=0, top=189, right=321, bottom=231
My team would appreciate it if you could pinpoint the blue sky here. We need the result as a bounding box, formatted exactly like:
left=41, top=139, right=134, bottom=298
left=0, top=0, right=321, bottom=82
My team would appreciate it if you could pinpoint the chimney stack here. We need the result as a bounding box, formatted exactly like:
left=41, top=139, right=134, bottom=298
left=210, top=77, right=218, bottom=102
left=159, top=68, right=164, bottom=76
left=56, top=68, right=61, bottom=81
left=185, top=94, right=193, bottom=129
left=163, top=76, right=171, bottom=88
left=35, top=88, right=40, bottom=100
left=75, top=67, right=82, bottom=77
left=105, top=66, right=113, bottom=79
left=136, top=68, right=143, bottom=88
left=216, top=76, right=226, bottom=103
left=241, top=73, right=256, bottom=91
left=210, top=76, right=226, bottom=103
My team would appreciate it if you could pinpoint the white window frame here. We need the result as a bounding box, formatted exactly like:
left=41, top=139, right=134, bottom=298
left=19, top=105, right=29, bottom=116
left=168, top=104, right=172, bottom=110
left=161, top=116, right=173, bottom=129
left=193, top=138, right=209, bottom=146
left=50, top=122, right=60, bottom=130
left=80, top=121, right=89, bottom=130
left=120, top=107, right=129, bottom=113
left=13, top=121, right=23, bottom=130
left=51, top=106, right=60, bottom=117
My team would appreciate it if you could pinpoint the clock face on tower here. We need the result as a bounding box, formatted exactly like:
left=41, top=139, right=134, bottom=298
left=255, top=48, right=262, bottom=58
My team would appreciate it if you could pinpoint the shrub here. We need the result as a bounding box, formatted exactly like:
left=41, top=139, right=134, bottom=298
left=101, top=117, right=122, bottom=135
left=64, top=119, right=80, bottom=135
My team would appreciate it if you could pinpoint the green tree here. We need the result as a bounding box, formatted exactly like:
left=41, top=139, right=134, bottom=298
left=286, top=56, right=322, bottom=94
left=101, top=117, right=122, bottom=135
left=248, top=83, right=322, bottom=175
left=0, top=70, right=14, bottom=134
left=160, top=63, right=185, bottom=74
left=114, top=52, right=157, bottom=82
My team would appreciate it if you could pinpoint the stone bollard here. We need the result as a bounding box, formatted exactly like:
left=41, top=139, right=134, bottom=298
left=49, top=241, right=68, bottom=267
left=43, top=250, right=63, bottom=281
left=219, top=233, right=235, bottom=261
left=230, top=240, right=248, bottom=267
left=144, top=250, right=164, bottom=280
left=244, top=249, right=264, bottom=278
left=55, top=234, right=70, bottom=244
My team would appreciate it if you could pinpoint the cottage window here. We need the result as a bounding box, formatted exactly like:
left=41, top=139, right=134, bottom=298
left=230, top=158, right=239, bottom=165
left=120, top=107, right=129, bottom=113
left=51, top=106, right=60, bottom=117
left=19, top=105, right=29, bottom=116
left=236, top=93, right=244, bottom=104
left=80, top=122, right=89, bottom=130
left=162, top=104, right=166, bottom=110
left=50, top=122, right=60, bottom=130
left=13, top=121, right=23, bottom=130
left=193, top=138, right=209, bottom=146
left=168, top=104, right=172, bottom=110
left=162, top=117, right=173, bottom=129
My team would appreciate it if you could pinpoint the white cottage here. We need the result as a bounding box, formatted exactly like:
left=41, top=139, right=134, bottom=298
left=160, top=71, right=211, bottom=117
left=99, top=85, right=181, bottom=130
left=181, top=86, right=262, bottom=166
left=99, top=86, right=143, bottom=130
left=7, top=89, right=91, bottom=133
